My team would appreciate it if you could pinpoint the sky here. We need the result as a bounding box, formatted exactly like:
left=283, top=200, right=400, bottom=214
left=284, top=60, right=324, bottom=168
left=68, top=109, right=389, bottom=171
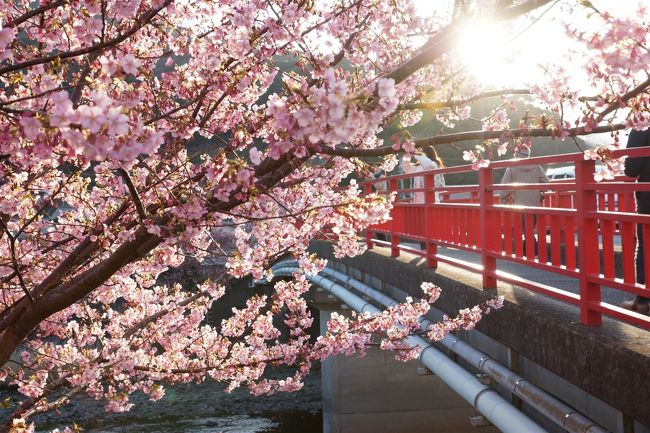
left=414, top=0, right=642, bottom=89
left=413, top=0, right=644, bottom=145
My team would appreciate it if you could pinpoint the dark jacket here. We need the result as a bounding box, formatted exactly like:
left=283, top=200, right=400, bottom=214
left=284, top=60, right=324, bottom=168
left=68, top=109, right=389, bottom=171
left=624, top=129, right=650, bottom=203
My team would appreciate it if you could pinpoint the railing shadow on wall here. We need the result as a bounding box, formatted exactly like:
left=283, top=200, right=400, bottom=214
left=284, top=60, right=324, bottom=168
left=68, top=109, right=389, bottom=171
left=364, top=147, right=650, bottom=330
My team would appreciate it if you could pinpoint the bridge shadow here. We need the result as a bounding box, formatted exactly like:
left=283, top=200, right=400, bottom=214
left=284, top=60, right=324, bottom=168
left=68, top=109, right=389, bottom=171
left=396, top=238, right=632, bottom=315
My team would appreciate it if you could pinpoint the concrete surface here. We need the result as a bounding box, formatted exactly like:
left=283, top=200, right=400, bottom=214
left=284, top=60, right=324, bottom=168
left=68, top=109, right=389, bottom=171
left=310, top=240, right=650, bottom=431
left=320, top=309, right=500, bottom=433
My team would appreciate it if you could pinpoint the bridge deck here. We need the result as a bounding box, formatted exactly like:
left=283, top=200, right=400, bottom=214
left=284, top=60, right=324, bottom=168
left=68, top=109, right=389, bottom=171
left=421, top=243, right=630, bottom=306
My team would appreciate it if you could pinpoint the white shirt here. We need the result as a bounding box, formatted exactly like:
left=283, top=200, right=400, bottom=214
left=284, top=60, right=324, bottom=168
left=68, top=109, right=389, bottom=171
left=401, top=156, right=446, bottom=203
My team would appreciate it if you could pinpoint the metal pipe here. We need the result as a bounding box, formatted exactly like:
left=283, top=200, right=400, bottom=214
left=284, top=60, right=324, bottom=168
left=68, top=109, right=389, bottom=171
left=312, top=264, right=609, bottom=433
left=272, top=264, right=547, bottom=433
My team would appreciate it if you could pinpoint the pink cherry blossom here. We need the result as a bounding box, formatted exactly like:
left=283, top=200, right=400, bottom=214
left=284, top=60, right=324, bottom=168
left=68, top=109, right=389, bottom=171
left=401, top=139, right=416, bottom=155
left=106, top=107, right=130, bottom=136
left=377, top=78, right=396, bottom=98
left=112, top=0, right=142, bottom=19
left=78, top=105, right=104, bottom=133
left=121, top=54, right=141, bottom=76
left=0, top=1, right=645, bottom=431
left=19, top=115, right=41, bottom=140
left=0, top=27, right=15, bottom=50
left=249, top=147, right=263, bottom=165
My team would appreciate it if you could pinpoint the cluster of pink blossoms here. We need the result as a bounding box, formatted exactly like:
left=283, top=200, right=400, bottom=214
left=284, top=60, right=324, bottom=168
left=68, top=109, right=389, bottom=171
left=0, top=0, right=432, bottom=429
left=0, top=1, right=649, bottom=432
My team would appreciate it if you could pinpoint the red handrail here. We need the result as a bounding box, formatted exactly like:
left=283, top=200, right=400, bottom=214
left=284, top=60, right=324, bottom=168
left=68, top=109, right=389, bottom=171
left=364, top=149, right=650, bottom=330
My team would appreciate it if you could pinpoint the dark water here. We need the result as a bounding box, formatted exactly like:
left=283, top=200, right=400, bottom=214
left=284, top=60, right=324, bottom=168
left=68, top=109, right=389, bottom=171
left=38, top=411, right=322, bottom=433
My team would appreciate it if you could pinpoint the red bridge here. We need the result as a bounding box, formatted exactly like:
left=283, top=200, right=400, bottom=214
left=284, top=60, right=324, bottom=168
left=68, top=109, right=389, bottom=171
left=365, top=147, right=650, bottom=330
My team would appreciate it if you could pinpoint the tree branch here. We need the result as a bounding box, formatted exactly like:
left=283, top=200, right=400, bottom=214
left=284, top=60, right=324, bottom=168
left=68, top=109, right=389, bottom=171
left=123, top=273, right=228, bottom=339
left=70, top=52, right=101, bottom=108
left=398, top=89, right=533, bottom=111
left=0, top=149, right=314, bottom=367
left=0, top=220, right=34, bottom=303
left=117, top=168, right=147, bottom=222
left=146, top=84, right=210, bottom=125
left=0, top=377, right=70, bottom=433
left=596, top=76, right=650, bottom=122
left=0, top=0, right=174, bottom=76
left=3, top=0, right=67, bottom=29
left=385, top=0, right=553, bottom=85
left=319, top=123, right=626, bottom=158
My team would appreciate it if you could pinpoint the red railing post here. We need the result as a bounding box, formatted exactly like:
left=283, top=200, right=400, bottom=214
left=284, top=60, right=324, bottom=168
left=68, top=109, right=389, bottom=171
left=575, top=159, right=602, bottom=326
left=364, top=179, right=374, bottom=249
left=479, top=167, right=497, bottom=289
left=389, top=177, right=400, bottom=257
left=424, top=172, right=437, bottom=267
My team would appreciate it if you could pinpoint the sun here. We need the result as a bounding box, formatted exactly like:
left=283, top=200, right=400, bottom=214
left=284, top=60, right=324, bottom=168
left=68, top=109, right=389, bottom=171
left=411, top=4, right=566, bottom=89
left=410, top=0, right=647, bottom=104
left=451, top=15, right=579, bottom=89
left=453, top=20, right=521, bottom=87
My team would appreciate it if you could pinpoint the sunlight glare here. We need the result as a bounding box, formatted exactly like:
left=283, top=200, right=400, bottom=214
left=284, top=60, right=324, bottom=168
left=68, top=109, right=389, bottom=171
left=455, top=20, right=517, bottom=87
left=433, top=1, right=642, bottom=89
left=453, top=16, right=574, bottom=89
left=412, top=0, right=451, bottom=17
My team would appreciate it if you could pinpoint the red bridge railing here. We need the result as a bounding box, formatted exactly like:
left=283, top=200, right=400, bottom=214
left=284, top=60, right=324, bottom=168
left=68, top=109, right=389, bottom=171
left=365, top=148, right=650, bottom=330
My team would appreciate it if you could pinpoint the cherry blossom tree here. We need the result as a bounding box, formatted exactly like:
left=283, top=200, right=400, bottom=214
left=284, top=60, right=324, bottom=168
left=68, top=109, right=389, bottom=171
left=0, top=0, right=648, bottom=430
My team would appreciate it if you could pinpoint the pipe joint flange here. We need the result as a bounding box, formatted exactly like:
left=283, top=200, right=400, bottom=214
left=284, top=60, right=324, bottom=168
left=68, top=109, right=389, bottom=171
left=478, top=356, right=489, bottom=372
left=582, top=423, right=601, bottom=433
left=562, top=411, right=578, bottom=432
left=473, top=387, right=496, bottom=414
left=513, top=378, right=527, bottom=394
left=420, top=345, right=436, bottom=359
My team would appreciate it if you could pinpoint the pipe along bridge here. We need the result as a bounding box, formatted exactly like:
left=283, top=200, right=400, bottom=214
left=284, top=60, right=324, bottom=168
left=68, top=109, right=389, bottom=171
left=267, top=238, right=650, bottom=433
left=267, top=149, right=650, bottom=433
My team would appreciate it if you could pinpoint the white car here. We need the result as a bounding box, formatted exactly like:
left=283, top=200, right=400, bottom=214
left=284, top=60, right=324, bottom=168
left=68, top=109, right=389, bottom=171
left=545, top=166, right=574, bottom=180
left=545, top=165, right=608, bottom=181
left=544, top=165, right=620, bottom=210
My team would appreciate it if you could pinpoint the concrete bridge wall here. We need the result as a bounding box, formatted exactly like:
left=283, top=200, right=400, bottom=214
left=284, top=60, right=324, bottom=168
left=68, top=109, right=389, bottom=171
left=310, top=240, right=650, bottom=433
left=320, top=309, right=499, bottom=433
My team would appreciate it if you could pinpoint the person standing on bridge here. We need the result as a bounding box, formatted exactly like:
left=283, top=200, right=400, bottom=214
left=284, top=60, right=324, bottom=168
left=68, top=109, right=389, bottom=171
left=622, top=128, right=650, bottom=315
left=499, top=145, right=549, bottom=253
left=499, top=145, right=549, bottom=207
left=401, top=145, right=446, bottom=203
